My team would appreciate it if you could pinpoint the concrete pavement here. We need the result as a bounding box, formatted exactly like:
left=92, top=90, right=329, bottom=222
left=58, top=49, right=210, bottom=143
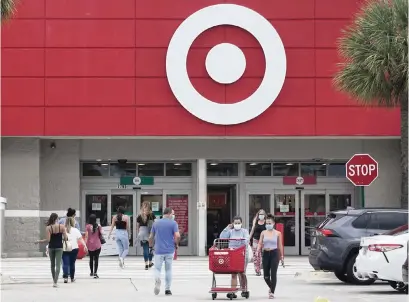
left=1, top=257, right=407, bottom=301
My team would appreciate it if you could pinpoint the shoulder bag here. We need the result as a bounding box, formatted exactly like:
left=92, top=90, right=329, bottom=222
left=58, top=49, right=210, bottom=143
left=63, top=238, right=72, bottom=252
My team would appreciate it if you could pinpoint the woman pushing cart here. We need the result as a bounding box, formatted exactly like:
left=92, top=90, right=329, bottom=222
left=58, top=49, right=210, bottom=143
left=208, top=216, right=250, bottom=300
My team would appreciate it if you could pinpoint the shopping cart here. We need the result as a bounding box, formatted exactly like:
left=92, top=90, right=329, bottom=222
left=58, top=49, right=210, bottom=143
left=208, top=238, right=250, bottom=300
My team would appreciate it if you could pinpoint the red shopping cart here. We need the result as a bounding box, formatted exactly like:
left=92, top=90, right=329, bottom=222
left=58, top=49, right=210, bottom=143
left=208, top=238, right=250, bottom=300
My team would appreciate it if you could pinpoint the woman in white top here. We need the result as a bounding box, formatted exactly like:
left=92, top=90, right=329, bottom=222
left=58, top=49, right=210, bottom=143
left=63, top=217, right=87, bottom=283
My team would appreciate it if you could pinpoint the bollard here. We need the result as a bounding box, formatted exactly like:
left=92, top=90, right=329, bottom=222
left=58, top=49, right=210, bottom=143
left=0, top=197, right=7, bottom=256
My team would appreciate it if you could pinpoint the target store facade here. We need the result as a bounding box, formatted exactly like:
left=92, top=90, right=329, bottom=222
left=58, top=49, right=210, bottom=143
left=0, top=0, right=401, bottom=257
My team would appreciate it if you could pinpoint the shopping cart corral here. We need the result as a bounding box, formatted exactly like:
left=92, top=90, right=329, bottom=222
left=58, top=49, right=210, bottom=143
left=209, top=238, right=250, bottom=300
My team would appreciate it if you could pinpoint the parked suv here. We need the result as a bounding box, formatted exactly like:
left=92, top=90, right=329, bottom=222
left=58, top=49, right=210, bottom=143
left=309, top=208, right=408, bottom=285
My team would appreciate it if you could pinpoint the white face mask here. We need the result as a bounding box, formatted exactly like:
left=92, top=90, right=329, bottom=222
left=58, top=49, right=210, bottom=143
left=259, top=214, right=265, bottom=220
left=234, top=224, right=242, bottom=230
left=171, top=215, right=175, bottom=220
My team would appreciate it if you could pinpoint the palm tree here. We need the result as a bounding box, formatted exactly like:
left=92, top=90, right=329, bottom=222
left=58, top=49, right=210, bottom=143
left=334, top=0, right=408, bottom=209
left=1, top=0, right=17, bottom=20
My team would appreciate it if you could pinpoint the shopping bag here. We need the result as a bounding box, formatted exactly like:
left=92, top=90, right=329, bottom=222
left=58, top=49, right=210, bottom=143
left=248, top=246, right=254, bottom=263
left=77, top=239, right=87, bottom=259
left=173, top=248, right=177, bottom=260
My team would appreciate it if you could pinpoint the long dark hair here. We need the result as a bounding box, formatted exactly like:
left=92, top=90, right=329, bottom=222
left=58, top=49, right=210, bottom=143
left=46, top=213, right=58, bottom=226
left=88, top=214, right=98, bottom=233
left=117, top=206, right=125, bottom=221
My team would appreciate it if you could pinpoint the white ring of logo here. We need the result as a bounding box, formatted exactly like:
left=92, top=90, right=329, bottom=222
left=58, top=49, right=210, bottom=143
left=166, top=4, right=287, bottom=125
left=218, top=258, right=224, bottom=265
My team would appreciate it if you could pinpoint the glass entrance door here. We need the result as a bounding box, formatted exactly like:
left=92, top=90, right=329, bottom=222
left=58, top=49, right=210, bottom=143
left=82, top=191, right=109, bottom=227
left=247, top=193, right=272, bottom=230
left=136, top=190, right=163, bottom=256
left=110, top=192, right=137, bottom=255
left=301, top=191, right=327, bottom=255
left=273, top=190, right=299, bottom=255
left=165, top=190, right=191, bottom=255
left=327, top=190, right=353, bottom=211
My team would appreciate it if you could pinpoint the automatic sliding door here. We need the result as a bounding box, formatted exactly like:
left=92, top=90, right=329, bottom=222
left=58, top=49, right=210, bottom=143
left=273, top=191, right=299, bottom=255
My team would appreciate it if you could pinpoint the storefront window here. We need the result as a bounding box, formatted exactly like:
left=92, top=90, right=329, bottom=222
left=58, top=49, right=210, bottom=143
left=109, top=163, right=137, bottom=177
left=329, top=194, right=351, bottom=211
left=165, top=163, right=192, bottom=176
left=167, top=194, right=189, bottom=246
left=272, top=163, right=299, bottom=176
left=138, top=163, right=165, bottom=176
left=85, top=194, right=108, bottom=226
left=300, top=163, right=327, bottom=177
left=327, top=163, right=346, bottom=177
left=245, top=163, right=272, bottom=176
left=111, top=195, right=134, bottom=246
left=82, top=162, right=109, bottom=177
left=207, top=162, right=238, bottom=176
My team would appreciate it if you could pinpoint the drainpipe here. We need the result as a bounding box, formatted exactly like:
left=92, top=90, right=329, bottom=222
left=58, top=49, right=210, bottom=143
left=0, top=197, right=7, bottom=256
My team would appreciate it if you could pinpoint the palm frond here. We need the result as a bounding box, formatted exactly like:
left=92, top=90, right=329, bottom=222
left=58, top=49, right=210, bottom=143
left=333, top=0, right=408, bottom=107
left=1, top=0, right=17, bottom=21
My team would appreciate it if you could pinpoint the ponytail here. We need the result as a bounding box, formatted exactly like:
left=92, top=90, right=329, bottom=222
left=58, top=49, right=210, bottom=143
left=117, top=206, right=125, bottom=222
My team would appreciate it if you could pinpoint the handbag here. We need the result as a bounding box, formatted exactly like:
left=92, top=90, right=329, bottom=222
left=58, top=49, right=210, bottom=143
left=99, top=226, right=106, bottom=245
left=63, top=239, right=72, bottom=252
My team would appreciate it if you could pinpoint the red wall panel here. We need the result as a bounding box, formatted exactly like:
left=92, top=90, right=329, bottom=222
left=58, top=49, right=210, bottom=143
left=45, top=78, right=135, bottom=106
left=134, top=107, right=226, bottom=136
left=225, top=107, right=316, bottom=136
left=316, top=108, right=400, bottom=136
left=1, top=20, right=44, bottom=47
left=2, top=107, right=44, bottom=136
left=45, top=108, right=135, bottom=136
left=45, top=49, right=135, bottom=77
left=13, top=0, right=45, bottom=19
left=46, top=0, right=135, bottom=18
left=2, top=49, right=44, bottom=76
left=46, top=20, right=135, bottom=47
left=2, top=78, right=45, bottom=106
left=1, top=0, right=401, bottom=137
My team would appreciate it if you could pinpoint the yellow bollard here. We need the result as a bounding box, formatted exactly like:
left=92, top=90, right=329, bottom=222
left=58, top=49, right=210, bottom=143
left=314, top=297, right=330, bottom=302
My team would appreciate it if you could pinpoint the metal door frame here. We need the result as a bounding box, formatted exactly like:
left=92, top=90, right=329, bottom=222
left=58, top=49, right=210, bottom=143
left=300, top=190, right=327, bottom=255
left=110, top=189, right=137, bottom=255
left=163, top=189, right=192, bottom=255
left=273, top=189, right=300, bottom=256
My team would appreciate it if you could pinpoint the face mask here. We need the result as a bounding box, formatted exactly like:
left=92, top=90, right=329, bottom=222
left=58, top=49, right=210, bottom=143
left=234, top=224, right=242, bottom=230
left=266, top=224, right=274, bottom=231
left=171, top=215, right=175, bottom=220
left=258, top=214, right=265, bottom=220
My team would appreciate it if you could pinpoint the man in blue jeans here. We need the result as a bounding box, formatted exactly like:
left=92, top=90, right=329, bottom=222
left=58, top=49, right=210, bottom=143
left=149, top=207, right=180, bottom=296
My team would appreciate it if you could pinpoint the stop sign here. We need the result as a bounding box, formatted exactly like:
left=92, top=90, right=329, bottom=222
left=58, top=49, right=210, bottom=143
left=346, top=154, right=379, bottom=186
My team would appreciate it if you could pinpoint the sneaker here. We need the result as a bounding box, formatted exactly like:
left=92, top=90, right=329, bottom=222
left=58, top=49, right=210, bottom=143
left=94, top=274, right=99, bottom=279
left=90, top=273, right=93, bottom=277
left=53, top=283, right=58, bottom=288
left=118, top=257, right=122, bottom=268
left=269, top=290, right=274, bottom=299
left=149, top=263, right=154, bottom=268
left=63, top=278, right=68, bottom=283
left=71, top=278, right=76, bottom=283
left=154, top=278, right=161, bottom=295
left=145, top=264, right=149, bottom=270
left=256, top=272, right=261, bottom=276
left=227, top=293, right=237, bottom=299
left=165, top=290, right=172, bottom=296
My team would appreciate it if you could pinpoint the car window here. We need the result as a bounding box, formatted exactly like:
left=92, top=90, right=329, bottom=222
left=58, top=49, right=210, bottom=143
left=384, top=224, right=408, bottom=235
left=352, top=213, right=370, bottom=229
left=367, top=212, right=407, bottom=230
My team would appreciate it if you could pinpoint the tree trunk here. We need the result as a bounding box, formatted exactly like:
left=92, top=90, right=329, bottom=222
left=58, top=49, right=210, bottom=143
left=400, top=94, right=408, bottom=209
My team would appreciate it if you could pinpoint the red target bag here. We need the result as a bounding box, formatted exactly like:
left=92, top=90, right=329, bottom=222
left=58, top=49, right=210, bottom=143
left=77, top=235, right=87, bottom=259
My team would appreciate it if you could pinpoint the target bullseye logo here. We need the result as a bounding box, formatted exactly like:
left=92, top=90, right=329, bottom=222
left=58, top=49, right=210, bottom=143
left=166, top=4, right=287, bottom=125
left=218, top=258, right=224, bottom=265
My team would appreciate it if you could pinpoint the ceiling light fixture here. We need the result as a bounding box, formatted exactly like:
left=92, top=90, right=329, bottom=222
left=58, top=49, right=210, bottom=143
left=138, top=163, right=145, bottom=166
left=210, top=163, right=218, bottom=166
left=286, top=163, right=293, bottom=166
left=249, top=163, right=258, bottom=166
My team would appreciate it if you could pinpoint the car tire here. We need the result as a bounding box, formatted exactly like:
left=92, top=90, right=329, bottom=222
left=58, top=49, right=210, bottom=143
left=346, top=253, right=376, bottom=285
left=389, top=281, right=408, bottom=293
left=334, top=271, right=349, bottom=283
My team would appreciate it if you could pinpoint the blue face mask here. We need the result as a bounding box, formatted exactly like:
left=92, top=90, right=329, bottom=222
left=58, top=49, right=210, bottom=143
left=266, top=224, right=274, bottom=231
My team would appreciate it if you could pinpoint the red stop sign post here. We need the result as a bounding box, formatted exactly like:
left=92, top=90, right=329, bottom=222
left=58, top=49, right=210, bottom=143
left=346, top=154, right=379, bottom=186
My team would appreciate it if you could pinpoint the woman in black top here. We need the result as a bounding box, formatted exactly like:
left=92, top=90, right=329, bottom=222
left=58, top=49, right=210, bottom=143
left=136, top=201, right=156, bottom=269
left=249, top=209, right=267, bottom=276
left=35, top=213, right=68, bottom=287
